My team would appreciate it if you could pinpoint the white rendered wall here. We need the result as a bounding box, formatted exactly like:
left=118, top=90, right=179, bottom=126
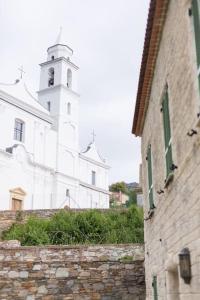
left=79, top=157, right=108, bottom=190
left=0, top=99, right=56, bottom=168
left=79, top=156, right=109, bottom=208
left=79, top=186, right=109, bottom=209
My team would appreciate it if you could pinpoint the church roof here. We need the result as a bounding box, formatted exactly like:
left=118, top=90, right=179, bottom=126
left=0, top=77, right=49, bottom=114
left=80, top=141, right=109, bottom=168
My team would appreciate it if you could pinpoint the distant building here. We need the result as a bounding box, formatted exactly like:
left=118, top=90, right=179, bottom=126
left=110, top=191, right=129, bottom=207
left=132, top=0, right=200, bottom=298
left=126, top=182, right=139, bottom=189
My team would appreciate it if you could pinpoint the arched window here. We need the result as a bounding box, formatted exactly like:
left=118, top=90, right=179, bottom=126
left=14, top=119, right=25, bottom=142
left=51, top=56, right=54, bottom=60
left=67, top=102, right=71, bottom=115
left=48, top=67, right=54, bottom=87
left=67, top=69, right=72, bottom=88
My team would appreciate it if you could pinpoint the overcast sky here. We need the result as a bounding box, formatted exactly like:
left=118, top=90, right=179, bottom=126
left=0, top=0, right=149, bottom=184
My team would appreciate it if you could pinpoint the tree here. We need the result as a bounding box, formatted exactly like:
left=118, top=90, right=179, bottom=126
left=126, top=190, right=137, bottom=207
left=109, top=182, right=129, bottom=194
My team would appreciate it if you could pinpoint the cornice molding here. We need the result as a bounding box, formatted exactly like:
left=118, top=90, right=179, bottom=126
left=0, top=91, right=53, bottom=124
left=37, top=84, right=80, bottom=98
left=39, top=56, right=79, bottom=70
left=79, top=153, right=110, bottom=169
left=80, top=181, right=110, bottom=195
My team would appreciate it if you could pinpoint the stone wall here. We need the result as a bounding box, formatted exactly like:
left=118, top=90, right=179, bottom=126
left=0, top=209, right=60, bottom=237
left=0, top=242, right=145, bottom=300
left=141, top=0, right=200, bottom=299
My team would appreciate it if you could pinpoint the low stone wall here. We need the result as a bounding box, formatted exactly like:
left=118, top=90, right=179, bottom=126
left=0, top=243, right=145, bottom=300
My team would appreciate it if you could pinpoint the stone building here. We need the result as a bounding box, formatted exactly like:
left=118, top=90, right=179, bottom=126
left=0, top=30, right=110, bottom=210
left=132, top=0, right=200, bottom=299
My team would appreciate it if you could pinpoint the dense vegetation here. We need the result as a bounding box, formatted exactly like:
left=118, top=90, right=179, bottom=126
left=2, top=206, right=144, bottom=246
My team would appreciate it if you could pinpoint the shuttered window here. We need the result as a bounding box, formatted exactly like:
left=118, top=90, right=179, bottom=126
left=192, top=0, right=200, bottom=72
left=152, top=276, right=158, bottom=300
left=147, top=145, right=154, bottom=210
left=162, top=90, right=173, bottom=178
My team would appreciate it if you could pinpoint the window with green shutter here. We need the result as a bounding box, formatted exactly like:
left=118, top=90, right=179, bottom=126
left=152, top=276, right=158, bottom=300
left=147, top=145, right=155, bottom=210
left=162, top=89, right=173, bottom=179
left=192, top=0, right=200, bottom=89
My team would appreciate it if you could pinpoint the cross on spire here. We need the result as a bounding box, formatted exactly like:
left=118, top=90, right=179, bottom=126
left=18, top=66, right=25, bottom=79
left=91, top=130, right=96, bottom=142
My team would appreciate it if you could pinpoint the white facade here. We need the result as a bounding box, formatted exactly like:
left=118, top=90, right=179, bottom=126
left=0, top=33, right=110, bottom=210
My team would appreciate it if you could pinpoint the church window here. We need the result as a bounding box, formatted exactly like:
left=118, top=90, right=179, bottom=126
left=147, top=145, right=154, bottom=210
left=47, top=101, right=51, bottom=111
left=66, top=189, right=70, bottom=197
left=152, top=276, right=158, bottom=300
left=51, top=55, right=55, bottom=60
left=92, top=171, right=96, bottom=186
left=67, top=102, right=71, bottom=115
left=48, top=67, right=54, bottom=87
left=67, top=69, right=72, bottom=88
left=162, top=88, right=173, bottom=179
left=14, top=119, right=25, bottom=142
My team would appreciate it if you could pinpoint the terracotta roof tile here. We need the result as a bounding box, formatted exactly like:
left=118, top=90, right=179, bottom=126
left=132, top=0, right=169, bottom=136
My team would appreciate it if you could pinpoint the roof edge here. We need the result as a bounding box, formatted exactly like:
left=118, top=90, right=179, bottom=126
left=132, top=0, right=169, bottom=136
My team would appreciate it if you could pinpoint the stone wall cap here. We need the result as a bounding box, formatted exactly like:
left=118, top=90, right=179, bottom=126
left=0, top=240, right=21, bottom=248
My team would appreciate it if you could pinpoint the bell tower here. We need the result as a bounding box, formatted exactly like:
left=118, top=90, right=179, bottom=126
left=37, top=29, right=80, bottom=191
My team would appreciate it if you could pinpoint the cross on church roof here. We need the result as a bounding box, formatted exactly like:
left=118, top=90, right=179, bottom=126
left=91, top=130, right=96, bottom=142
left=18, top=66, right=25, bottom=79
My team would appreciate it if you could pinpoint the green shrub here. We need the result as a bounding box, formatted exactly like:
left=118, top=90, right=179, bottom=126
left=2, top=205, right=144, bottom=246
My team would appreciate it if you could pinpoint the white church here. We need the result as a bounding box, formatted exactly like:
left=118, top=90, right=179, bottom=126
left=0, top=32, right=110, bottom=210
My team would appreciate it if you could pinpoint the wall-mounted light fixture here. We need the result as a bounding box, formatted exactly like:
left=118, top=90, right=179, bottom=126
left=170, top=164, right=178, bottom=171
left=179, top=248, right=192, bottom=284
left=157, top=189, right=164, bottom=195
left=187, top=129, right=197, bottom=137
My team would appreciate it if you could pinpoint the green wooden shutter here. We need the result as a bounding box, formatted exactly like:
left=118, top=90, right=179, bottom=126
left=147, top=145, right=154, bottom=209
left=162, top=90, right=173, bottom=178
left=192, top=0, right=200, bottom=68
left=152, top=276, right=158, bottom=300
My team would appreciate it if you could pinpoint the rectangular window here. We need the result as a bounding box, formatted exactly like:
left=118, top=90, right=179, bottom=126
left=47, top=101, right=51, bottom=112
left=14, top=119, right=25, bottom=142
left=92, top=171, right=96, bottom=186
left=162, top=89, right=173, bottom=178
left=152, top=276, right=158, bottom=300
left=147, top=145, right=154, bottom=210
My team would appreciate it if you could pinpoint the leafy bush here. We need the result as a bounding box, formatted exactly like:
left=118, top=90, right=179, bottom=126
left=2, top=205, right=144, bottom=246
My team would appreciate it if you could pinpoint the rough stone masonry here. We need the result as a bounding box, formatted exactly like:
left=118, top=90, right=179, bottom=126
left=0, top=242, right=145, bottom=300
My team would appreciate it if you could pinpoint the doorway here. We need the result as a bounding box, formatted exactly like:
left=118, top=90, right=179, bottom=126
left=9, top=187, right=26, bottom=211
left=12, top=198, right=22, bottom=211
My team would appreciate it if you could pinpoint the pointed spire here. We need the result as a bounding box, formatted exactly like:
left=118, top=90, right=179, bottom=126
left=55, top=26, right=63, bottom=44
